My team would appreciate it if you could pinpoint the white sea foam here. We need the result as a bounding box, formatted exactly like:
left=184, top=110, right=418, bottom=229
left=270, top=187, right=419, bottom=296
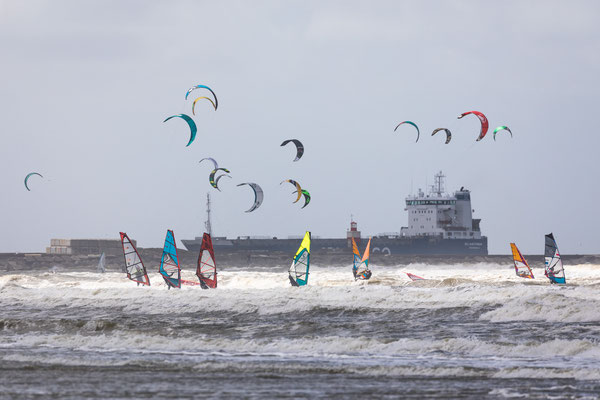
left=1, top=264, right=600, bottom=321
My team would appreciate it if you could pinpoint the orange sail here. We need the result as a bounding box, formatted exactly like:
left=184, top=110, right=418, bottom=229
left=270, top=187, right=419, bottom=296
left=361, top=237, right=371, bottom=263
left=351, top=238, right=360, bottom=258
left=510, top=243, right=534, bottom=279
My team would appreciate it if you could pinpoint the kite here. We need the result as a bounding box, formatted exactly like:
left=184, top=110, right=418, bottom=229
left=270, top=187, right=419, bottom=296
left=214, top=174, right=232, bottom=189
left=280, top=139, right=304, bottom=162
left=457, top=111, right=489, bottom=141
left=199, top=157, right=219, bottom=169
left=24, top=172, right=43, bottom=191
left=209, top=168, right=231, bottom=189
left=163, top=114, right=197, bottom=147
left=493, top=126, right=513, bottom=141
left=431, top=128, right=452, bottom=144
left=299, top=189, right=311, bottom=209
left=394, top=121, right=420, bottom=143
left=280, top=179, right=302, bottom=203
left=185, top=85, right=218, bottom=110
left=237, top=182, right=264, bottom=212
left=192, top=96, right=217, bottom=115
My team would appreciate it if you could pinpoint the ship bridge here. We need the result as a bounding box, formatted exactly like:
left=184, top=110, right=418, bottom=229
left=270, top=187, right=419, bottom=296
left=400, top=171, right=482, bottom=240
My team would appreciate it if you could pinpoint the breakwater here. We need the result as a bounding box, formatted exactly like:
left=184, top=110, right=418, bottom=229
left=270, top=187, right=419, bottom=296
left=1, top=250, right=599, bottom=273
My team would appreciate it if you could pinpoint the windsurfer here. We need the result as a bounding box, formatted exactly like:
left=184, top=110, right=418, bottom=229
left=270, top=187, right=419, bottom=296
left=359, top=270, right=372, bottom=280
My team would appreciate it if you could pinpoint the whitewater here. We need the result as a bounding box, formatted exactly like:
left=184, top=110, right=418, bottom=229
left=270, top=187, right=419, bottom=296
left=1, top=262, right=599, bottom=399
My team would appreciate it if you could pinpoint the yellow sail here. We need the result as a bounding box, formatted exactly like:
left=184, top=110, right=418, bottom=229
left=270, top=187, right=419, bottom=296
left=296, top=231, right=311, bottom=256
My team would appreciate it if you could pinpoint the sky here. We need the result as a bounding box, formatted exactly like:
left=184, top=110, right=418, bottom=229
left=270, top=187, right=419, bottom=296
left=1, top=0, right=599, bottom=254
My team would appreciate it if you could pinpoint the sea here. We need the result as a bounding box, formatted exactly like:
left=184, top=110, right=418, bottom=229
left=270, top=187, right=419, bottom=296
left=1, top=262, right=599, bottom=399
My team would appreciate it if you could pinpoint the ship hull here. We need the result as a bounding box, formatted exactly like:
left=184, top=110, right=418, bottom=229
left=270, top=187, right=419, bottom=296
left=182, top=236, right=487, bottom=255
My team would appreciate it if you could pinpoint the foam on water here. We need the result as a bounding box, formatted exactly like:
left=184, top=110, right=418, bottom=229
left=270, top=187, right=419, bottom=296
left=2, top=264, right=599, bottom=320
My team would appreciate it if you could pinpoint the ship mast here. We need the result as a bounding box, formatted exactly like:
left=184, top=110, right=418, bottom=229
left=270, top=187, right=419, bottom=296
left=205, top=193, right=212, bottom=236
left=432, top=171, right=445, bottom=196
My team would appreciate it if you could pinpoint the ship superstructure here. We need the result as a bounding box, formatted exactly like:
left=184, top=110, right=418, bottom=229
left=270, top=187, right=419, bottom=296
left=400, top=171, right=482, bottom=240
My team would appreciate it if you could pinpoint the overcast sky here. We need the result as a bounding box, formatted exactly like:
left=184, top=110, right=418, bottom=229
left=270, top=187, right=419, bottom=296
left=1, top=0, right=599, bottom=254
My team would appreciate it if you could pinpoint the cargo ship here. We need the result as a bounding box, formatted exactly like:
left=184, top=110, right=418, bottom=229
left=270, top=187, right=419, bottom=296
left=181, top=171, right=488, bottom=255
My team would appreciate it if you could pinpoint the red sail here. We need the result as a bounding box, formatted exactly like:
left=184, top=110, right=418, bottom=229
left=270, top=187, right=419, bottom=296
left=196, top=233, right=217, bottom=289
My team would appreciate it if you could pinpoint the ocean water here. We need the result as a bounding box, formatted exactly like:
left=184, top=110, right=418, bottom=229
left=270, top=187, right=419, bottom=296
left=1, top=262, right=599, bottom=399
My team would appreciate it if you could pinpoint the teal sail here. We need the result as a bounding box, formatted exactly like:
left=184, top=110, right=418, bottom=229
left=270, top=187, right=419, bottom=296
left=289, top=232, right=311, bottom=286
left=160, top=230, right=181, bottom=289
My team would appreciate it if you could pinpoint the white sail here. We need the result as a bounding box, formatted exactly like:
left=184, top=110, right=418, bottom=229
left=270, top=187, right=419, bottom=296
left=97, top=252, right=106, bottom=273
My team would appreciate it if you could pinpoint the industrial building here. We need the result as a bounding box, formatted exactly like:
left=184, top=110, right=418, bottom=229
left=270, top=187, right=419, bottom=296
left=46, top=239, right=133, bottom=256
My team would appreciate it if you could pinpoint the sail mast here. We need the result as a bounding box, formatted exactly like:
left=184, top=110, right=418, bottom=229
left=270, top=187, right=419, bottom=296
left=205, top=193, right=212, bottom=236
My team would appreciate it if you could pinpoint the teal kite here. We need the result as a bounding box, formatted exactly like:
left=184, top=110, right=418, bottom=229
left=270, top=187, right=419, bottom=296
left=163, top=114, right=197, bottom=147
left=24, top=172, right=43, bottom=191
left=185, top=85, right=218, bottom=110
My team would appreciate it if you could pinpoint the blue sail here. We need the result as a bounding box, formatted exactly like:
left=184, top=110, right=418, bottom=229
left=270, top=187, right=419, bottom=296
left=160, top=230, right=181, bottom=289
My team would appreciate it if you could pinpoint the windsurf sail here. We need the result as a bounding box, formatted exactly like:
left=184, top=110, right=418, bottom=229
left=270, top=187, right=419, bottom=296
left=119, top=232, right=150, bottom=286
left=97, top=252, right=106, bottom=273
left=406, top=272, right=425, bottom=281
left=354, top=237, right=372, bottom=281
left=160, top=230, right=181, bottom=289
left=289, top=231, right=311, bottom=286
left=544, top=233, right=565, bottom=284
left=510, top=243, right=534, bottom=279
left=351, top=238, right=361, bottom=278
left=196, top=233, right=217, bottom=289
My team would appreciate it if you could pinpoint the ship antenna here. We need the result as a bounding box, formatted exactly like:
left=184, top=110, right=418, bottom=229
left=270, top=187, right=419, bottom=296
left=434, top=170, right=445, bottom=196
left=205, top=193, right=212, bottom=236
